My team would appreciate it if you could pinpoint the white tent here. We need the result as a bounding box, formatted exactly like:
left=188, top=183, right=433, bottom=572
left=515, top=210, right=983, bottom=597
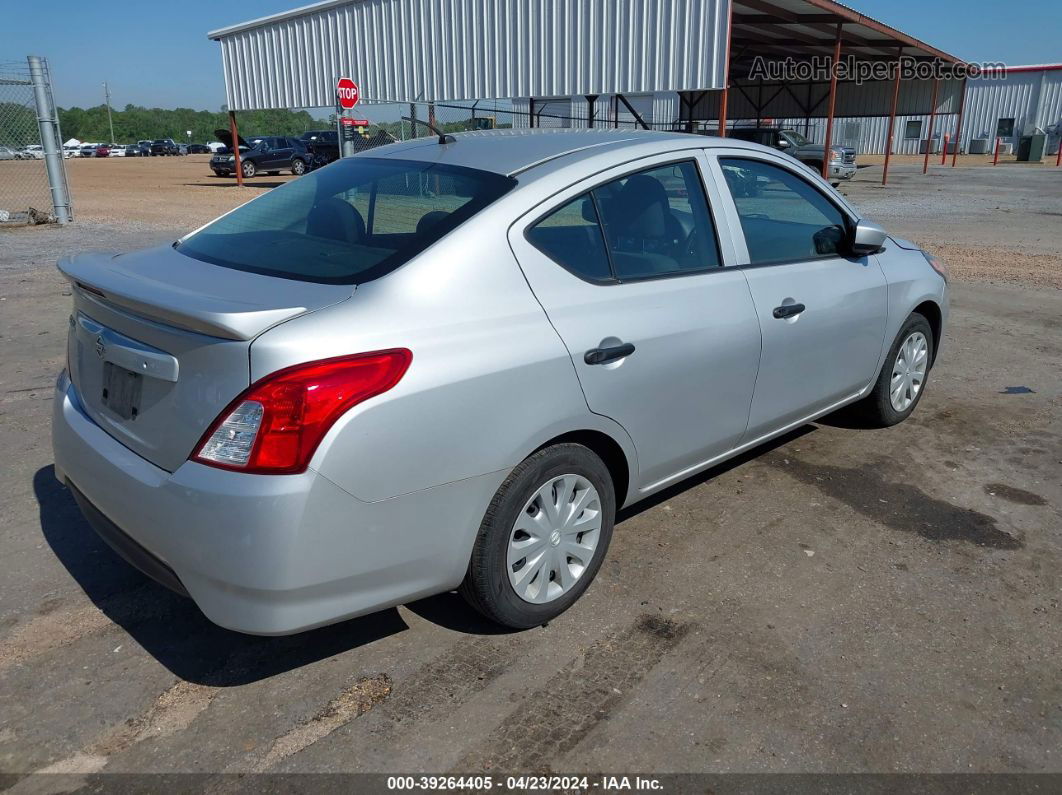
left=63, top=138, right=81, bottom=147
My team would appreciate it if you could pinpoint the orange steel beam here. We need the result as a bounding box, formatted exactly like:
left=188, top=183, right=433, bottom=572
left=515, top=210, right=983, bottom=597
left=922, top=78, right=939, bottom=174
left=882, top=50, right=903, bottom=185
left=951, top=77, right=968, bottom=166
left=821, top=24, right=842, bottom=180
left=229, top=111, right=243, bottom=187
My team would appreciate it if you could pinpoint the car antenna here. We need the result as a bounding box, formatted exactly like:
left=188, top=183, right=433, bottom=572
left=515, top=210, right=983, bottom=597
left=401, top=116, right=456, bottom=145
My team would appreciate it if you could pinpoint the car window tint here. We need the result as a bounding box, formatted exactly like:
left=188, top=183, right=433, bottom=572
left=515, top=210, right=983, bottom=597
left=720, top=157, right=847, bottom=265
left=176, top=158, right=514, bottom=284
left=526, top=193, right=611, bottom=281
left=592, top=161, right=721, bottom=279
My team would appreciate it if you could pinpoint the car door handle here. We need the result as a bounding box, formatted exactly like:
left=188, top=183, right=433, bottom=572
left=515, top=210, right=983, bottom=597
left=772, top=303, right=806, bottom=319
left=585, top=342, right=636, bottom=365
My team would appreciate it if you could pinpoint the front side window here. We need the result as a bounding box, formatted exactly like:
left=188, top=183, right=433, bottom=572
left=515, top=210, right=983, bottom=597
left=177, top=157, right=515, bottom=284
left=720, top=157, right=848, bottom=265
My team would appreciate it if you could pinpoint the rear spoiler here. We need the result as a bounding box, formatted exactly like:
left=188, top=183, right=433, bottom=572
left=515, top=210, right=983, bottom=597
left=57, top=248, right=352, bottom=341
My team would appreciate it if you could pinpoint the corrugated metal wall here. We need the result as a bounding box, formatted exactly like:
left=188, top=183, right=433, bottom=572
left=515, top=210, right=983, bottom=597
left=213, top=0, right=729, bottom=110
left=703, top=71, right=1062, bottom=154
left=959, top=69, right=1062, bottom=150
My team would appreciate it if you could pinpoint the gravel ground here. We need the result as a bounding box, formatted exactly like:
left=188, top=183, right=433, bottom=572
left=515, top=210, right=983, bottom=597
left=840, top=163, right=1062, bottom=289
left=0, top=160, right=1059, bottom=781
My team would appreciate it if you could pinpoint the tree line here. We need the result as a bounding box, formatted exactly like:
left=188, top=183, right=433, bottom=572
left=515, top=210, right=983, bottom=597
left=57, top=104, right=332, bottom=144
left=0, top=103, right=332, bottom=147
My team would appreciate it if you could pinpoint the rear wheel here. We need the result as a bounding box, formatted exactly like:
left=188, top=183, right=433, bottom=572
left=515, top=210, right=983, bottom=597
left=291, top=159, right=306, bottom=176
left=460, top=443, right=615, bottom=629
left=241, top=160, right=256, bottom=178
left=857, top=312, right=934, bottom=427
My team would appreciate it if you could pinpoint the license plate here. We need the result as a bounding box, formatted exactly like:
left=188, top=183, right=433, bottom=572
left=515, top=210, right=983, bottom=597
left=102, top=362, right=143, bottom=420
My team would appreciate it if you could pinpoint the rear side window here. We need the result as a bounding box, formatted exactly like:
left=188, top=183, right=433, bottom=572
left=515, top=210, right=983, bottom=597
left=526, top=160, right=722, bottom=283
left=525, top=194, right=611, bottom=281
left=176, top=158, right=515, bottom=284
left=720, top=157, right=848, bottom=265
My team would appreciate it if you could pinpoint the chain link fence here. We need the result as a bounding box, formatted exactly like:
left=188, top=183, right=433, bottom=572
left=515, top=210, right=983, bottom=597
left=0, top=60, right=53, bottom=223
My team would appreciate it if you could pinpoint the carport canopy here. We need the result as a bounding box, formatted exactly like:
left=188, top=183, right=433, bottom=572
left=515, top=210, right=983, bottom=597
left=681, top=0, right=970, bottom=182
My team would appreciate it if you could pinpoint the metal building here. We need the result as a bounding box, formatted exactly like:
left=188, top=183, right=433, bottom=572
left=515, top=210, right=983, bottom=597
left=207, top=0, right=731, bottom=110
left=208, top=0, right=1059, bottom=181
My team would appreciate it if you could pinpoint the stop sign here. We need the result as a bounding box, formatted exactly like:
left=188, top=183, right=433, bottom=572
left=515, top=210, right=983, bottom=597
left=336, top=77, right=359, bottom=109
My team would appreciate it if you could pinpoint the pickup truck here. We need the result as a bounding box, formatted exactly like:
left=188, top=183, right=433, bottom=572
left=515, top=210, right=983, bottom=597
left=728, top=127, right=857, bottom=183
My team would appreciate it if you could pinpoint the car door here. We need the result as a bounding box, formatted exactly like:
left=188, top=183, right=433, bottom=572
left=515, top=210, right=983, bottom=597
left=710, top=152, right=888, bottom=442
left=269, top=137, right=294, bottom=169
left=509, top=152, right=762, bottom=492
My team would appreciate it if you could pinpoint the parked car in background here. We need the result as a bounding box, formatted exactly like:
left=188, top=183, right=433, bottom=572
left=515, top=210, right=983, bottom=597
left=176, top=143, right=188, bottom=155
left=295, top=129, right=339, bottom=173
left=728, top=126, right=857, bottom=183
left=108, top=144, right=126, bottom=157
left=80, top=144, right=98, bottom=158
left=63, top=145, right=81, bottom=158
left=150, top=139, right=179, bottom=156
left=122, top=145, right=141, bottom=157
left=209, top=130, right=307, bottom=178
left=52, top=130, right=948, bottom=634
left=95, top=144, right=111, bottom=158
left=186, top=143, right=211, bottom=154
left=17, top=145, right=45, bottom=160
left=0, top=146, right=17, bottom=160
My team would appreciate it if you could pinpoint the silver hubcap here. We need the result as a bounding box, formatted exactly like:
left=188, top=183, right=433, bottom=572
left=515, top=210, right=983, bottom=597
left=890, top=331, right=929, bottom=412
left=507, top=474, right=602, bottom=604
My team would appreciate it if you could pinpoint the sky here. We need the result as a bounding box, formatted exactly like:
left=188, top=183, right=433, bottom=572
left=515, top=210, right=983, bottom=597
left=1, top=0, right=1058, bottom=112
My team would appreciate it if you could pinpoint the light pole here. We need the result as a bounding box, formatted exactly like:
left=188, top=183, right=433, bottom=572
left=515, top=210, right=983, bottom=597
left=103, top=81, right=115, bottom=143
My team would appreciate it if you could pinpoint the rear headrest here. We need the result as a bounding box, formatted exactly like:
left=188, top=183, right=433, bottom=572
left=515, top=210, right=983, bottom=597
left=416, top=210, right=450, bottom=236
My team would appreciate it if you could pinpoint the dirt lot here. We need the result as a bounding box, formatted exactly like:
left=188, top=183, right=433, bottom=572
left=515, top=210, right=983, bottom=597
left=0, top=156, right=1060, bottom=783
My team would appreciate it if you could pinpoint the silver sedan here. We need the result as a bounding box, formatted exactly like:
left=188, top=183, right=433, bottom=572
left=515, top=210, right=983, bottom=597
left=52, top=129, right=948, bottom=634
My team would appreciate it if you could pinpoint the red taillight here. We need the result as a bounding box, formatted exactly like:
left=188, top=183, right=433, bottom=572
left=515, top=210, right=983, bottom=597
left=192, top=349, right=412, bottom=475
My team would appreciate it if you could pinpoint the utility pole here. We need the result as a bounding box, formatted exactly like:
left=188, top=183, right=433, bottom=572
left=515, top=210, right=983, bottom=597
left=103, top=81, right=115, bottom=143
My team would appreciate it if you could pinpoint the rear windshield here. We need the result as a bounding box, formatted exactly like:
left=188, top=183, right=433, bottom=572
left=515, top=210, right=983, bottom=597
left=176, top=157, right=515, bottom=284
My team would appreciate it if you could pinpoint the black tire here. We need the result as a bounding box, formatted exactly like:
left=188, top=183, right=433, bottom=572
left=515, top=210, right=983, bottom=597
left=857, top=312, right=935, bottom=427
left=459, top=443, right=616, bottom=629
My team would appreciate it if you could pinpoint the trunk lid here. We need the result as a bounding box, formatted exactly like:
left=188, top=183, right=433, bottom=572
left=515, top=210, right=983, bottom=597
left=59, top=246, right=353, bottom=472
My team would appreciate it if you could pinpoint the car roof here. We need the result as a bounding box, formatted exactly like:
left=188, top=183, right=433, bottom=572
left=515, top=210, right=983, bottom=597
left=361, top=128, right=771, bottom=178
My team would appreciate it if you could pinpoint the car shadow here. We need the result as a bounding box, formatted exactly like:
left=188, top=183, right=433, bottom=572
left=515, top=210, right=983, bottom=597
left=183, top=181, right=289, bottom=190
left=34, top=466, right=408, bottom=687
left=403, top=592, right=520, bottom=636
left=33, top=425, right=819, bottom=679
left=617, top=425, right=817, bottom=523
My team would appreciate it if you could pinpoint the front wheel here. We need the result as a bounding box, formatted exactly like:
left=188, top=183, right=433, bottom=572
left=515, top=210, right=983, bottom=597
left=857, top=312, right=934, bottom=427
left=460, top=443, right=615, bottom=629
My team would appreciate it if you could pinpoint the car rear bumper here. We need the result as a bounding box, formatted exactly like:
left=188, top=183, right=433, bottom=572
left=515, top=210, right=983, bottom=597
left=52, top=372, right=502, bottom=635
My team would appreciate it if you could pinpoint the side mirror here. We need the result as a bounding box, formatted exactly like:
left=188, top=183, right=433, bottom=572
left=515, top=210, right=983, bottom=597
left=849, top=219, right=887, bottom=256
